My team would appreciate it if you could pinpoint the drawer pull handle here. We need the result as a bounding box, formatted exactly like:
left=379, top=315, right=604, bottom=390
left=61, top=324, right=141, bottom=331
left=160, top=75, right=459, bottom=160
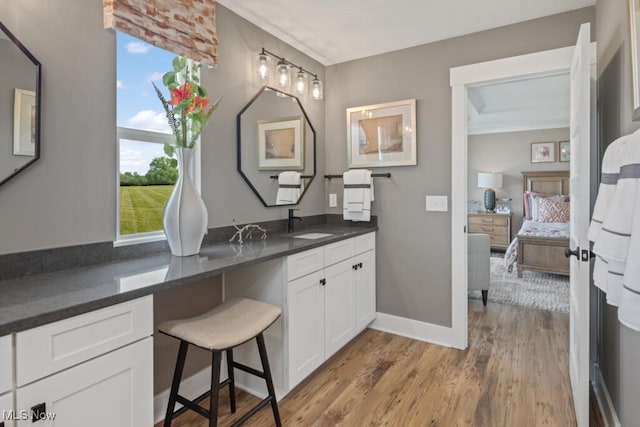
left=353, top=264, right=358, bottom=270
left=320, top=278, right=326, bottom=286
left=482, top=219, right=494, bottom=223
left=31, top=402, right=46, bottom=423
left=482, top=227, right=494, bottom=232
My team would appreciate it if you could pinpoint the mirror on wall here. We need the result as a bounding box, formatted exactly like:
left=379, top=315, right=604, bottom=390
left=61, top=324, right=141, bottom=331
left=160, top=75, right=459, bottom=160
left=237, top=86, right=316, bottom=207
left=0, top=21, right=41, bottom=188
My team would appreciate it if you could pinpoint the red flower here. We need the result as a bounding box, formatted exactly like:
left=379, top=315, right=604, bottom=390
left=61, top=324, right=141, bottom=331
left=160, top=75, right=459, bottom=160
left=194, top=96, right=208, bottom=110
left=168, top=84, right=190, bottom=105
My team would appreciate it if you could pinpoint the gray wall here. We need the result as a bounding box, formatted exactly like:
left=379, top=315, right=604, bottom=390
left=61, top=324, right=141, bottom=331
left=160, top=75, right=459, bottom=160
left=595, top=0, right=640, bottom=424
left=0, top=0, right=325, bottom=255
left=324, top=8, right=595, bottom=327
left=468, top=128, right=570, bottom=237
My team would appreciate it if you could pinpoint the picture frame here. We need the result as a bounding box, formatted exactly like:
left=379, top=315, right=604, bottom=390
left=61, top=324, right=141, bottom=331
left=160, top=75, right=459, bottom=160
left=257, top=116, right=304, bottom=170
left=13, top=88, right=36, bottom=156
left=629, top=0, right=640, bottom=120
left=531, top=141, right=556, bottom=163
left=346, top=98, right=416, bottom=168
left=559, top=141, right=570, bottom=162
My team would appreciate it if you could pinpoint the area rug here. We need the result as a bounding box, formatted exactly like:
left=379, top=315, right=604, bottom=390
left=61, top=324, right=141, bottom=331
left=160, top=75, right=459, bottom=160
left=469, top=257, right=569, bottom=313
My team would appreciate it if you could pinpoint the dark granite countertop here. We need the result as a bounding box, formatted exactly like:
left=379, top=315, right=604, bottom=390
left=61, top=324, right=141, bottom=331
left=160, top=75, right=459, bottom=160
left=0, top=224, right=376, bottom=336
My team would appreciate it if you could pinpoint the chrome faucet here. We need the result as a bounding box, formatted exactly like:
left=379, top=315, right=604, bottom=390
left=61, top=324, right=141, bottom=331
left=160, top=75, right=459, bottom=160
left=288, top=208, right=302, bottom=233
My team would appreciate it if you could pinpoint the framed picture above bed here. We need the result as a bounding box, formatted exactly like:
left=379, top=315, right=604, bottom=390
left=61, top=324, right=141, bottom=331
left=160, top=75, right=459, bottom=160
left=531, top=141, right=556, bottom=163
left=559, top=141, right=570, bottom=162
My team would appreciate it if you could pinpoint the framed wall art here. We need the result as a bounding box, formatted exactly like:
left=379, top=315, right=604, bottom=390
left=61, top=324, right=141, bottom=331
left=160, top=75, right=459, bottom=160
left=346, top=98, right=416, bottom=168
left=257, top=116, right=304, bottom=170
left=559, top=141, right=570, bottom=162
left=531, top=141, right=556, bottom=163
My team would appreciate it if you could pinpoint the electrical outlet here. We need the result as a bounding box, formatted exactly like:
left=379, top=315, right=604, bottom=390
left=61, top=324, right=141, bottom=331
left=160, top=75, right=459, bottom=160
left=329, top=193, right=338, bottom=208
left=426, top=195, right=448, bottom=212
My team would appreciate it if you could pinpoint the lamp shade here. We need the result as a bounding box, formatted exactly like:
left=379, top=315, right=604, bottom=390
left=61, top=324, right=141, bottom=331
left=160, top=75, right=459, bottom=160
left=478, top=172, right=502, bottom=189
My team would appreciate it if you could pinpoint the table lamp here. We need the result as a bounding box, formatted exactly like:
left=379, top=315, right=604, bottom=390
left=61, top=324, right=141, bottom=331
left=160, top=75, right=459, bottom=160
left=478, top=172, right=503, bottom=212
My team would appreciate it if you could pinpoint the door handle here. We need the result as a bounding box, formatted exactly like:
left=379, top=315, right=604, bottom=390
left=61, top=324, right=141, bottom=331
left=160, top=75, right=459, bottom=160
left=320, top=278, right=326, bottom=286
left=565, top=247, right=579, bottom=259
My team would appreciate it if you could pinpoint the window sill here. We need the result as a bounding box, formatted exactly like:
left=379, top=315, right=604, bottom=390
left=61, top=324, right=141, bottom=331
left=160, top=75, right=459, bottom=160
left=114, top=231, right=166, bottom=247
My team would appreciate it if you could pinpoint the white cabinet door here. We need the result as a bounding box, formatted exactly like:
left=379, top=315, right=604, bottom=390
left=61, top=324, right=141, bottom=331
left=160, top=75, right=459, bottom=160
left=16, top=338, right=152, bottom=427
left=0, top=392, right=14, bottom=427
left=324, top=259, right=356, bottom=359
left=355, top=250, right=376, bottom=332
left=0, top=336, right=11, bottom=395
left=287, top=271, right=324, bottom=389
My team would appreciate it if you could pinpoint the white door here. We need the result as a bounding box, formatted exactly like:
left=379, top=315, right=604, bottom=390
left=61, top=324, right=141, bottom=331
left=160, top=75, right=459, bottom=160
left=287, top=271, right=324, bottom=389
left=16, top=337, right=152, bottom=427
left=568, top=22, right=591, bottom=427
left=354, top=250, right=376, bottom=331
left=324, top=259, right=356, bottom=358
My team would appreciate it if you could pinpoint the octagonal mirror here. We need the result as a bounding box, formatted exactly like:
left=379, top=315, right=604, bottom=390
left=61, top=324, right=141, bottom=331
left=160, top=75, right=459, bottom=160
left=237, top=86, right=316, bottom=206
left=0, top=21, right=41, bottom=188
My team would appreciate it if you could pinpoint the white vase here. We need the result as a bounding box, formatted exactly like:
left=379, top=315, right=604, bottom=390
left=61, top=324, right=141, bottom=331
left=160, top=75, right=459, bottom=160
left=163, top=148, right=208, bottom=256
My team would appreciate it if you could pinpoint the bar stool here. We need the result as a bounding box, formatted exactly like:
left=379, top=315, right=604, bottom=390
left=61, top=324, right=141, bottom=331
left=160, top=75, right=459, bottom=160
left=160, top=297, right=282, bottom=427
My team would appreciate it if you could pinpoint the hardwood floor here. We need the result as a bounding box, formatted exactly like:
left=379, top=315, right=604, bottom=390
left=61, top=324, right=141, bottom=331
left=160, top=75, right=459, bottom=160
left=158, top=300, right=577, bottom=426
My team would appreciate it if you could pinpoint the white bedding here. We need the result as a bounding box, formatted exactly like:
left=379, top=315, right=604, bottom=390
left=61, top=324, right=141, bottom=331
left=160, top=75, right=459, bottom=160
left=504, top=220, right=570, bottom=272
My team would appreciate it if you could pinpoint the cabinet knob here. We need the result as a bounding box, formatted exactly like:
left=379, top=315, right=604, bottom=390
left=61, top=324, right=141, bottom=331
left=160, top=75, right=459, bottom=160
left=31, top=402, right=46, bottom=422
left=320, top=278, right=326, bottom=286
left=353, top=264, right=357, bottom=270
left=359, top=262, right=363, bottom=268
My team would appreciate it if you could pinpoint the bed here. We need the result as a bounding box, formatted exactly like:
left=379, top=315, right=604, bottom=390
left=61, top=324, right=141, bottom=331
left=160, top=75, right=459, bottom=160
left=506, top=171, right=570, bottom=277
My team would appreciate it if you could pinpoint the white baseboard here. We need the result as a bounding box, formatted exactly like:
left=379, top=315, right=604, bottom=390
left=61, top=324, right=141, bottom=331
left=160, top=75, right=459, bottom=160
left=154, top=366, right=213, bottom=424
left=593, top=365, right=621, bottom=427
left=369, top=312, right=455, bottom=348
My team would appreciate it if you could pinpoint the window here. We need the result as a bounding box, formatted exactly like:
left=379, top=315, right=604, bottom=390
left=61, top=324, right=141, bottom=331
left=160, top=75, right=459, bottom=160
left=115, top=33, right=200, bottom=245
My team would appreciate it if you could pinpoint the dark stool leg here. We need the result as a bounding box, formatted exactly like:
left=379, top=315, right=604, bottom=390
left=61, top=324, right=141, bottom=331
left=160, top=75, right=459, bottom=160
left=209, top=351, right=222, bottom=427
left=256, top=333, right=282, bottom=427
left=482, top=290, right=488, bottom=306
left=164, top=340, right=189, bottom=427
left=226, top=349, right=237, bottom=413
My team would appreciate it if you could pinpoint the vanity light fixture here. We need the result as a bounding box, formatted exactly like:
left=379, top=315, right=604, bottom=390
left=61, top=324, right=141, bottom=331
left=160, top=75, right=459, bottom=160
left=311, top=76, right=323, bottom=100
left=256, top=47, right=323, bottom=100
left=256, top=51, right=271, bottom=81
left=294, top=67, right=308, bottom=95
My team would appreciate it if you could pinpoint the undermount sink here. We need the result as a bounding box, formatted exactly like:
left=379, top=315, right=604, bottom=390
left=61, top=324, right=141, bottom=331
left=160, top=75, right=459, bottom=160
left=292, top=232, right=334, bottom=240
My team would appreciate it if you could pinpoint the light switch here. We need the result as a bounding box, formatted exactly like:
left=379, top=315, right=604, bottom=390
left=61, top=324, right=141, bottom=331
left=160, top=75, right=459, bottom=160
left=426, top=195, right=448, bottom=212
left=329, top=193, right=338, bottom=208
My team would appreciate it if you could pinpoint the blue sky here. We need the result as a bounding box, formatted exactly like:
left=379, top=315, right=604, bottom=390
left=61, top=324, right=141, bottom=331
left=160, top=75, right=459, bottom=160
left=117, top=33, right=174, bottom=174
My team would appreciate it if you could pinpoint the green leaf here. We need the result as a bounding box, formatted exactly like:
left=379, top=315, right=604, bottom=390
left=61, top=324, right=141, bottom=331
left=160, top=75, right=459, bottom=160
left=162, top=71, right=176, bottom=87
left=164, top=142, right=175, bottom=157
left=197, top=85, right=207, bottom=97
left=173, top=56, right=187, bottom=72
left=192, top=75, right=200, bottom=83
left=170, top=158, right=178, bottom=169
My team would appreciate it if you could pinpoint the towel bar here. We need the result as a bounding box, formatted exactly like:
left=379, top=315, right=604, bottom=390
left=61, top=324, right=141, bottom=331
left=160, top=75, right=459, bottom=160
left=270, top=175, right=313, bottom=179
left=324, top=173, right=391, bottom=180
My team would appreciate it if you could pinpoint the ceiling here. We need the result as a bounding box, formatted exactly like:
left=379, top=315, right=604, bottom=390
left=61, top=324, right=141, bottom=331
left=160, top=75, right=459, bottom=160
left=467, top=73, right=570, bottom=135
left=218, top=0, right=595, bottom=65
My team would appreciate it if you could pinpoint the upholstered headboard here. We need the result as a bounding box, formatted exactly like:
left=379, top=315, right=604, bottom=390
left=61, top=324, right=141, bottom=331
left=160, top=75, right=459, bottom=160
left=521, top=170, right=570, bottom=211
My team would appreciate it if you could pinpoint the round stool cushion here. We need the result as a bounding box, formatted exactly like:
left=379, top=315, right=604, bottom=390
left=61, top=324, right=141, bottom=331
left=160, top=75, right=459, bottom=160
left=159, top=298, right=281, bottom=350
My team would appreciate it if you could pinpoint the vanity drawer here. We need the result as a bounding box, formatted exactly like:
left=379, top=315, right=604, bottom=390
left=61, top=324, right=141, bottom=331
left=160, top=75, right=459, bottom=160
left=0, top=335, right=11, bottom=394
left=16, top=295, right=153, bottom=387
left=355, top=233, right=376, bottom=254
left=468, top=216, right=509, bottom=226
left=287, top=247, right=325, bottom=281
left=324, top=238, right=355, bottom=266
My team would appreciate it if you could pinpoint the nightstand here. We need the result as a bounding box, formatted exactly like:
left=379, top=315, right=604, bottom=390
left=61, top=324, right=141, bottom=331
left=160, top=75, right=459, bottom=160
left=468, top=212, right=512, bottom=250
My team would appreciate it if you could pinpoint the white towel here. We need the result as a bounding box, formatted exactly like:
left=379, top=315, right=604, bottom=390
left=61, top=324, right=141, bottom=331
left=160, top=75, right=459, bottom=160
left=588, top=135, right=629, bottom=295
left=589, top=128, right=640, bottom=330
left=275, top=171, right=302, bottom=205
left=343, top=169, right=374, bottom=222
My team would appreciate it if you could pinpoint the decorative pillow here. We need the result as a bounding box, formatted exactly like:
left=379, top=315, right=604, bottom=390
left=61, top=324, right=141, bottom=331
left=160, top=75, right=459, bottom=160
left=524, top=191, right=569, bottom=221
left=538, top=197, right=570, bottom=223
